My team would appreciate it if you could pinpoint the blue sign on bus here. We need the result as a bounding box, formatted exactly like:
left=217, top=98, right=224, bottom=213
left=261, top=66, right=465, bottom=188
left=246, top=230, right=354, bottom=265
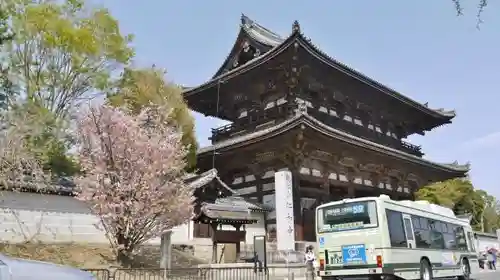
left=342, top=244, right=367, bottom=265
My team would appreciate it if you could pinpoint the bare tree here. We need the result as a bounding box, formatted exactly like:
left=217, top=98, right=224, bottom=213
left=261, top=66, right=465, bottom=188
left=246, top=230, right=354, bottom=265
left=0, top=104, right=50, bottom=190
left=452, top=0, right=488, bottom=27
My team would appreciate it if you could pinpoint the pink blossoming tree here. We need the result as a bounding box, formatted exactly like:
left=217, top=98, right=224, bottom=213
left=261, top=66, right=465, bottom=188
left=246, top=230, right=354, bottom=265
left=75, top=104, right=193, bottom=265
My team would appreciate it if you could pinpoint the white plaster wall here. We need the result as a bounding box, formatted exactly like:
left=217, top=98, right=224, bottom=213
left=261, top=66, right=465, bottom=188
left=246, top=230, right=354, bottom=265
left=0, top=191, right=264, bottom=246
left=243, top=213, right=266, bottom=243
left=0, top=191, right=192, bottom=245
left=217, top=212, right=266, bottom=244
left=0, top=208, right=108, bottom=243
left=0, top=208, right=194, bottom=245
left=476, top=235, right=499, bottom=252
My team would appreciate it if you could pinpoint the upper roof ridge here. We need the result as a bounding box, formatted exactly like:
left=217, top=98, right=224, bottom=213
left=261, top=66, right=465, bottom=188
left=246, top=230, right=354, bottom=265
left=240, top=13, right=284, bottom=45
left=185, top=14, right=456, bottom=124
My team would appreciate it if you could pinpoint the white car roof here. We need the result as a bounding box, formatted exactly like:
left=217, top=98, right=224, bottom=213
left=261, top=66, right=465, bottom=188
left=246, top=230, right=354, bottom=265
left=0, top=254, right=94, bottom=280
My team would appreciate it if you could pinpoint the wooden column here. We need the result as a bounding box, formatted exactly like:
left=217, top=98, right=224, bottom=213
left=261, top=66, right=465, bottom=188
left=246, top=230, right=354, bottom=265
left=256, top=172, right=264, bottom=203
left=210, top=223, right=218, bottom=263
left=292, top=169, right=303, bottom=242
left=347, top=185, right=356, bottom=198
left=391, top=192, right=400, bottom=200
left=248, top=164, right=264, bottom=203
left=252, top=169, right=267, bottom=239
left=346, top=166, right=357, bottom=198
left=234, top=224, right=242, bottom=259
left=321, top=163, right=331, bottom=197
left=409, top=191, right=416, bottom=201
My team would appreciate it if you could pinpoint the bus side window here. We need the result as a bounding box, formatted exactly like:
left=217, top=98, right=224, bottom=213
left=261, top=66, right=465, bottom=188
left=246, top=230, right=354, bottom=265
left=429, top=220, right=445, bottom=249
left=411, top=216, right=420, bottom=229
left=412, top=216, right=431, bottom=249
left=442, top=222, right=457, bottom=250
left=454, top=227, right=468, bottom=251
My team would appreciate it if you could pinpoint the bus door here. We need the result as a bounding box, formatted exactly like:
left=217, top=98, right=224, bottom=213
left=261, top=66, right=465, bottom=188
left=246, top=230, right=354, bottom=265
left=402, top=214, right=416, bottom=249
left=465, top=230, right=477, bottom=253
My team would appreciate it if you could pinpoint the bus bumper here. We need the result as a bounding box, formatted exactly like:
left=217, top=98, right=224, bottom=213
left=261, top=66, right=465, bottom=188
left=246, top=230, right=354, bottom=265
left=318, top=268, right=397, bottom=280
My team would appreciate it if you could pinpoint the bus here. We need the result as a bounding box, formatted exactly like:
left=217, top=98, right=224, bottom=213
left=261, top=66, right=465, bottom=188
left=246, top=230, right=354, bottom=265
left=315, top=194, right=479, bottom=280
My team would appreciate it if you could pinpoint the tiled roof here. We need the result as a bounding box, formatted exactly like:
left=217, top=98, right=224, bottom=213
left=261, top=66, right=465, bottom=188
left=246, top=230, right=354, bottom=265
left=211, top=196, right=272, bottom=212
left=187, top=169, right=271, bottom=221
left=200, top=207, right=255, bottom=221
left=184, top=30, right=291, bottom=98
left=0, top=191, right=91, bottom=214
left=209, top=14, right=284, bottom=79
left=294, top=33, right=456, bottom=119
left=186, top=169, right=236, bottom=195
left=240, top=14, right=284, bottom=47
left=200, top=196, right=271, bottom=221
left=184, top=15, right=455, bottom=120
left=197, top=110, right=469, bottom=173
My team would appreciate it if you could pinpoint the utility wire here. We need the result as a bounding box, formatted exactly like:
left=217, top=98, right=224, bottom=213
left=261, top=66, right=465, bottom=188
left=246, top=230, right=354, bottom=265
left=211, top=80, right=222, bottom=169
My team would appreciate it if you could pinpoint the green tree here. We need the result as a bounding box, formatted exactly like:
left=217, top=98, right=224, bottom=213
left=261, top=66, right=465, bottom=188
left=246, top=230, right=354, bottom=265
left=2, top=0, right=133, bottom=176
left=11, top=101, right=80, bottom=177
left=0, top=8, right=14, bottom=45
left=415, top=178, right=486, bottom=230
left=0, top=7, right=16, bottom=109
left=415, top=178, right=470, bottom=208
left=0, top=67, right=16, bottom=110
left=475, top=189, right=500, bottom=233
left=107, top=67, right=198, bottom=170
left=7, top=0, right=134, bottom=120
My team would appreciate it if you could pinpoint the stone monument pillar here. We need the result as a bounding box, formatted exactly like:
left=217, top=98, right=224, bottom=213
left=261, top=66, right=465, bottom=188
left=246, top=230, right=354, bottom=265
left=274, top=170, right=295, bottom=251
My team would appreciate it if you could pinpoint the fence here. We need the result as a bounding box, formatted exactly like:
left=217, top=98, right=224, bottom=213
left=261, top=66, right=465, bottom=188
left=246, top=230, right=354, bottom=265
left=85, top=267, right=274, bottom=280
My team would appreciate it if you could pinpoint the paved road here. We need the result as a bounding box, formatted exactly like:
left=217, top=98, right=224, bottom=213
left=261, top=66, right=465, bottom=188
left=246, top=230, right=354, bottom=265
left=286, top=272, right=500, bottom=280
left=473, top=271, right=500, bottom=280
left=284, top=273, right=500, bottom=280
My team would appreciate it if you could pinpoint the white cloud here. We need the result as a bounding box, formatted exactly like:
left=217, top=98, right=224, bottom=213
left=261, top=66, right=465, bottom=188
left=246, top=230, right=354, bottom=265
left=427, top=131, right=500, bottom=160
left=459, top=131, right=500, bottom=150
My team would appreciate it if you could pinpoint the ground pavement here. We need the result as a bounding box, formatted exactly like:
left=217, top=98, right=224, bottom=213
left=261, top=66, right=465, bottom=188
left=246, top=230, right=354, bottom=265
left=283, top=270, right=499, bottom=280
left=473, top=270, right=500, bottom=280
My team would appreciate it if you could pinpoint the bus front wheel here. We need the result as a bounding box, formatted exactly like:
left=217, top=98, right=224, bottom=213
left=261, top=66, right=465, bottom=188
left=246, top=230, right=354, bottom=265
left=420, top=259, right=433, bottom=280
left=458, top=258, right=471, bottom=280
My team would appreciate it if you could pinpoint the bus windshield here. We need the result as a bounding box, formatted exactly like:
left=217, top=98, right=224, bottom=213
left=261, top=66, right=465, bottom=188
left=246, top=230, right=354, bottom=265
left=317, top=201, right=378, bottom=233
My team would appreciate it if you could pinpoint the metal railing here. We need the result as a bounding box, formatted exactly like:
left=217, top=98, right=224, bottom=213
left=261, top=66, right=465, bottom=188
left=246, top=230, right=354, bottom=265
left=85, top=267, right=271, bottom=280
left=85, top=269, right=111, bottom=280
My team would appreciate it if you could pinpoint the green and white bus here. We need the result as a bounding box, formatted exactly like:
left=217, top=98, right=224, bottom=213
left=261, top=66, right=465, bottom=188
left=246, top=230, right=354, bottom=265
left=316, top=195, right=479, bottom=280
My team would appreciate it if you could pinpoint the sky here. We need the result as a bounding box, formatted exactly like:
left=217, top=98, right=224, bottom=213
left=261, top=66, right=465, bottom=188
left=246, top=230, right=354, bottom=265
left=93, top=0, right=499, bottom=197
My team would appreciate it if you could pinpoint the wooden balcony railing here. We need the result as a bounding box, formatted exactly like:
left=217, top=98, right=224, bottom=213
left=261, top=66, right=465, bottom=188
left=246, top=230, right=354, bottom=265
left=209, top=103, right=423, bottom=157
left=209, top=105, right=293, bottom=143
